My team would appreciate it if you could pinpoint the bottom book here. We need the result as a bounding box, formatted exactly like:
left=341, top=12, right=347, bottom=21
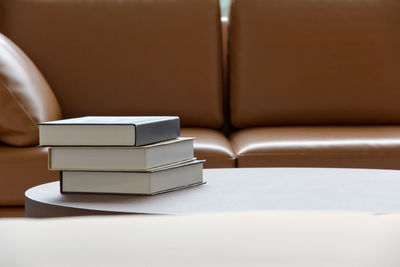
left=60, top=160, right=205, bottom=195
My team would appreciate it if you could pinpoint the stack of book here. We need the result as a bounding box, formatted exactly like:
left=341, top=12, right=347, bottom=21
left=39, top=116, right=205, bottom=195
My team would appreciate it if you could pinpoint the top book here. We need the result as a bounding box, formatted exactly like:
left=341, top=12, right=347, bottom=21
left=39, top=116, right=180, bottom=146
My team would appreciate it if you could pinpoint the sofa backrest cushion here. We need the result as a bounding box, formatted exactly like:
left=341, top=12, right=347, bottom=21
left=0, top=33, right=61, bottom=146
left=229, top=0, right=400, bottom=128
left=0, top=0, right=223, bottom=128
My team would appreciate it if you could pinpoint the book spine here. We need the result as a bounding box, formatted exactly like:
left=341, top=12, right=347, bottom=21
left=135, top=118, right=180, bottom=146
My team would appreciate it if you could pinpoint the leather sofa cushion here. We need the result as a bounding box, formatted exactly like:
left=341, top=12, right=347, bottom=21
left=0, top=207, right=25, bottom=218
left=181, top=128, right=235, bottom=168
left=0, top=128, right=234, bottom=205
left=229, top=0, right=400, bottom=128
left=0, top=0, right=223, bottom=128
left=230, top=127, right=400, bottom=169
left=1, top=212, right=400, bottom=266
left=0, top=145, right=58, bottom=206
left=0, top=33, right=61, bottom=146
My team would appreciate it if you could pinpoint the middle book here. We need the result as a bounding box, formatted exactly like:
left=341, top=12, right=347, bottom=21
left=48, top=137, right=194, bottom=171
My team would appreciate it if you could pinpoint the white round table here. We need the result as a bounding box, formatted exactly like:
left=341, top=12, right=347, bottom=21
left=25, top=168, right=400, bottom=217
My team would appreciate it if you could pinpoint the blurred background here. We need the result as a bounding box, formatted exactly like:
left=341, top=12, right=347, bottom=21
left=221, top=0, right=229, bottom=17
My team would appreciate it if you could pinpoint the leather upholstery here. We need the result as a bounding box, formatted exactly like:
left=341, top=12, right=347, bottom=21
left=0, top=33, right=61, bottom=146
left=0, top=0, right=228, bottom=208
left=2, top=0, right=400, bottom=209
left=0, top=145, right=58, bottom=206
left=0, top=207, right=24, bottom=218
left=231, top=127, right=400, bottom=169
left=0, top=128, right=234, bottom=205
left=0, top=0, right=223, bottom=128
left=229, top=0, right=400, bottom=128
left=181, top=128, right=235, bottom=168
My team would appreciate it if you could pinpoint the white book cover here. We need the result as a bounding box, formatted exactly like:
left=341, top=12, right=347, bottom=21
left=60, top=160, right=205, bottom=195
left=39, top=116, right=180, bottom=146
left=48, top=137, right=195, bottom=171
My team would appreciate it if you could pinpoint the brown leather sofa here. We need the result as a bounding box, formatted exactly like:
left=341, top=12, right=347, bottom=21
left=0, top=0, right=234, bottom=216
left=1, top=0, right=400, bottom=216
left=228, top=0, right=400, bottom=168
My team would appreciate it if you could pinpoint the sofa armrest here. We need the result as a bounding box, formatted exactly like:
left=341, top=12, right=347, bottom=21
left=0, top=33, right=61, bottom=147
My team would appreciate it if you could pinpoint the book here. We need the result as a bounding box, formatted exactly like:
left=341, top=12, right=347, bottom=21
left=39, top=116, right=180, bottom=146
left=60, top=160, right=205, bottom=195
left=48, top=137, right=194, bottom=171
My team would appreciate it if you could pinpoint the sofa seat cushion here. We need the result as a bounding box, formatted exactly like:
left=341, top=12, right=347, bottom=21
left=230, top=126, right=400, bottom=169
left=0, top=128, right=234, bottom=206
left=0, top=206, right=25, bottom=218
left=181, top=128, right=235, bottom=168
left=0, top=145, right=58, bottom=206
left=0, top=33, right=61, bottom=146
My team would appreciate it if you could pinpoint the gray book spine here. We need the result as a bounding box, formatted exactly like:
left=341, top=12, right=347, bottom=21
left=135, top=117, right=180, bottom=146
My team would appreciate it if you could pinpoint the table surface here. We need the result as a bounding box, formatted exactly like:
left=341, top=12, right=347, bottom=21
left=25, top=168, right=400, bottom=217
